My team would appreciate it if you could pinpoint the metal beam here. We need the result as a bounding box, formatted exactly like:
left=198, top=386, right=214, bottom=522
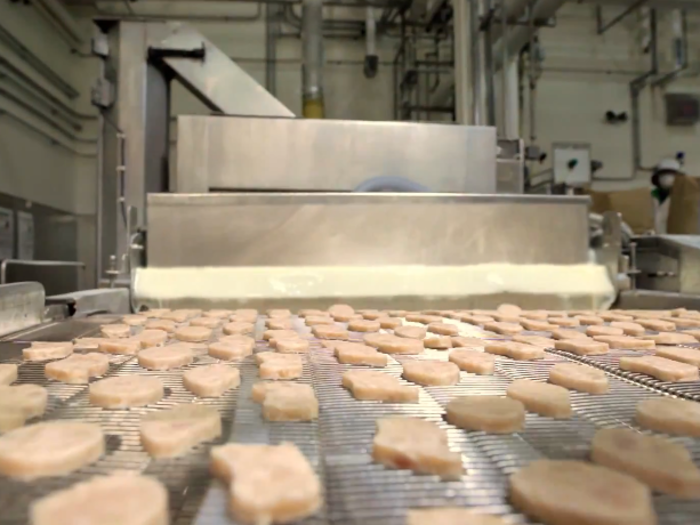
left=597, top=0, right=648, bottom=35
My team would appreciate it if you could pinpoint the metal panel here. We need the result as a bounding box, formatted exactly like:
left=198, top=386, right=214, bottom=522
left=146, top=193, right=589, bottom=267
left=0, top=282, right=44, bottom=337
left=157, top=24, right=294, bottom=118
left=174, top=116, right=497, bottom=193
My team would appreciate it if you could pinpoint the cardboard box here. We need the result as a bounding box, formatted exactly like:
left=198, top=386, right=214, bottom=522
left=667, top=175, right=700, bottom=234
left=587, top=187, right=654, bottom=234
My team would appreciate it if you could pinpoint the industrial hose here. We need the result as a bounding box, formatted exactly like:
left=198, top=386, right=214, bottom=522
left=353, top=176, right=430, bottom=192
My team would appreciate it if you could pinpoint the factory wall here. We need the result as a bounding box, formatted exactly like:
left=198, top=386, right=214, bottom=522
left=527, top=3, right=700, bottom=191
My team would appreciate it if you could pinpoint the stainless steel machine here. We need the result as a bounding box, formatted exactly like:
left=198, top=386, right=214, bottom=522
left=2, top=16, right=700, bottom=525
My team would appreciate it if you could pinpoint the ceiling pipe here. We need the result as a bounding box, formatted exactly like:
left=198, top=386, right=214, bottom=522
left=364, top=7, right=378, bottom=78
left=32, top=0, right=86, bottom=45
left=302, top=0, right=325, bottom=118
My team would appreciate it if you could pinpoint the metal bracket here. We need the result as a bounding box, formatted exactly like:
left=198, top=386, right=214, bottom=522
left=148, top=43, right=206, bottom=61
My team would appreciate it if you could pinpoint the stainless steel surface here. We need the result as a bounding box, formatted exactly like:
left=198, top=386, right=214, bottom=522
left=634, top=235, right=700, bottom=294
left=3, top=311, right=700, bottom=524
left=95, top=21, right=294, bottom=283
left=0, top=282, right=44, bottom=337
left=157, top=24, right=294, bottom=117
left=496, top=138, right=524, bottom=193
left=146, top=193, right=590, bottom=267
left=174, top=116, right=497, bottom=193
left=616, top=289, right=700, bottom=310
left=301, top=0, right=324, bottom=105
left=0, top=260, right=85, bottom=285
left=47, top=288, right=131, bottom=317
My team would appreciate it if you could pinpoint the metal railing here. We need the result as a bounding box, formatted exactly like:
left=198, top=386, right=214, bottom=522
left=0, top=259, right=86, bottom=285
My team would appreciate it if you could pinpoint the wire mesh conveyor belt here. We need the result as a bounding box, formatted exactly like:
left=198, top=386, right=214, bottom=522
left=1, top=315, right=700, bottom=524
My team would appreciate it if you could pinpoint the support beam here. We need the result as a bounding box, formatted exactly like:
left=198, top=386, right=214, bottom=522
left=597, top=0, right=649, bottom=35
left=453, top=0, right=471, bottom=124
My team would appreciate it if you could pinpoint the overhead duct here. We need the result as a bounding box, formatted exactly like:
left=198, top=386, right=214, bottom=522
left=302, top=0, right=324, bottom=118
left=492, top=0, right=566, bottom=71
left=33, top=0, right=86, bottom=45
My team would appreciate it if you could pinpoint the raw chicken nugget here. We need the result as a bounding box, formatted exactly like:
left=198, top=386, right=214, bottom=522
left=395, top=325, right=427, bottom=339
left=506, top=379, right=572, bottom=419
left=45, top=353, right=109, bottom=384
left=328, top=303, right=356, bottom=322
left=234, top=308, right=259, bottom=321
left=449, top=350, right=495, bottom=375
left=298, top=309, right=324, bottom=318
left=373, top=418, right=462, bottom=480
left=348, top=319, right=380, bottom=332
left=610, top=321, right=645, bottom=336
left=138, top=345, right=193, bottom=370
left=551, top=328, right=588, bottom=340
left=334, top=342, right=387, bottom=367
left=512, top=334, right=555, bottom=348
left=263, top=385, right=318, bottom=422
left=0, top=363, right=17, bottom=385
left=175, top=326, right=212, bottom=342
left=520, top=318, right=557, bottom=331
left=641, top=331, right=697, bottom=345
left=266, top=309, right=291, bottom=318
left=655, top=345, right=700, bottom=366
left=360, top=309, right=383, bottom=320
left=210, top=442, right=322, bottom=524
left=266, top=318, right=293, bottom=330
left=204, top=309, right=233, bottom=318
left=363, top=332, right=396, bottom=348
left=510, top=459, right=656, bottom=525
left=190, top=316, right=221, bottom=328
left=548, top=363, right=609, bottom=394
left=574, top=315, right=604, bottom=325
left=135, top=329, right=169, bottom=348
left=497, top=303, right=521, bottom=316
left=636, top=318, right=675, bottom=331
left=145, top=318, right=176, bottom=333
left=636, top=397, right=700, bottom=437
left=122, top=314, right=147, bottom=326
left=31, top=473, right=169, bottom=525
left=0, top=384, right=48, bottom=419
left=140, top=404, right=221, bottom=458
left=592, top=427, right=700, bottom=498
left=342, top=370, right=418, bottom=402
left=252, top=382, right=313, bottom=403
left=451, top=336, right=487, bottom=348
left=276, top=338, right=310, bottom=354
left=0, top=421, right=104, bottom=479
left=520, top=310, right=549, bottom=320
left=492, top=313, right=520, bottom=323
left=263, top=329, right=297, bottom=341
left=304, top=315, right=334, bottom=326
left=402, top=361, right=460, bottom=386
left=73, top=337, right=107, bottom=350
left=427, top=322, right=459, bottom=336
left=209, top=338, right=254, bottom=360
left=446, top=396, right=525, bottom=434
left=143, top=308, right=170, bottom=318
left=483, top=321, right=523, bottom=336
left=424, top=335, right=452, bottom=350
left=379, top=317, right=402, bottom=329
left=23, top=342, right=73, bottom=362
left=375, top=335, right=424, bottom=355
left=548, top=316, right=580, bottom=327
left=554, top=338, right=609, bottom=356
left=485, top=341, right=545, bottom=361
left=89, top=376, right=164, bottom=408
left=619, top=355, right=699, bottom=382
left=407, top=508, right=507, bottom=525
left=593, top=335, right=655, bottom=350
left=257, top=353, right=303, bottom=380
left=184, top=364, right=240, bottom=397
left=100, top=323, right=130, bottom=338
left=586, top=325, right=624, bottom=337
left=311, top=324, right=349, bottom=340
left=98, top=338, right=140, bottom=355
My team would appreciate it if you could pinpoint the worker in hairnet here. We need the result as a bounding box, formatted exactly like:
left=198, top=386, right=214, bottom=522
left=651, top=157, right=683, bottom=234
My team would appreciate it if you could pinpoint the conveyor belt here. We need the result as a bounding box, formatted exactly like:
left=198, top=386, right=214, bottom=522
left=1, top=314, right=700, bottom=524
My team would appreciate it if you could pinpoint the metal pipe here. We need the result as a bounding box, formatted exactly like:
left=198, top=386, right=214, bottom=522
left=0, top=22, right=79, bottom=99
left=483, top=0, right=496, bottom=126
left=0, top=260, right=86, bottom=285
left=0, top=86, right=95, bottom=143
left=33, top=0, right=85, bottom=44
left=67, top=0, right=406, bottom=6
left=528, top=2, right=537, bottom=143
left=500, top=0, right=508, bottom=134
left=470, top=0, right=483, bottom=125
left=301, top=0, right=324, bottom=118
left=265, top=4, right=278, bottom=94
left=0, top=109, right=96, bottom=157
left=453, top=0, right=471, bottom=124
left=597, top=0, right=649, bottom=35
left=651, top=9, right=688, bottom=87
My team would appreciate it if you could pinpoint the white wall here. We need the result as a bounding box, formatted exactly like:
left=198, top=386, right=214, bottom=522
left=0, top=0, right=95, bottom=213
left=528, top=3, right=700, bottom=191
